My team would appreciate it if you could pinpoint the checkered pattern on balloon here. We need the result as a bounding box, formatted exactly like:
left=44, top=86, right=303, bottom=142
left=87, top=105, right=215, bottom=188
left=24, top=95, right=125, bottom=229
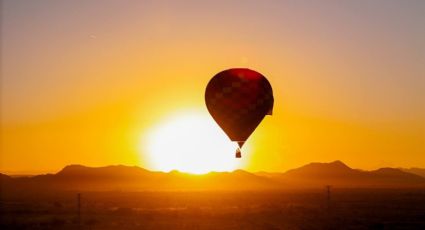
left=205, top=68, right=274, bottom=158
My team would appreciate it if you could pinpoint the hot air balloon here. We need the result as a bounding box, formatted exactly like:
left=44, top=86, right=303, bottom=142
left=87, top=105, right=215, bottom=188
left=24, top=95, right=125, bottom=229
left=205, top=68, right=274, bottom=158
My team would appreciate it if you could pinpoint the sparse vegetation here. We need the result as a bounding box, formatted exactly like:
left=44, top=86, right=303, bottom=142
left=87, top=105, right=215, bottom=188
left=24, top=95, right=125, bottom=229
left=1, top=189, right=425, bottom=229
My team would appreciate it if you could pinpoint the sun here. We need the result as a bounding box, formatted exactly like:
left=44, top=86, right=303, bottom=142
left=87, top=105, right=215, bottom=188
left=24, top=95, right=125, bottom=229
left=142, top=110, right=249, bottom=174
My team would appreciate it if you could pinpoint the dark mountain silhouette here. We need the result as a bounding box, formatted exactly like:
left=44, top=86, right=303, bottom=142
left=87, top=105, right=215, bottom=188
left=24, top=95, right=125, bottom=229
left=399, top=167, right=425, bottom=178
left=1, top=161, right=424, bottom=193
left=0, top=173, right=12, bottom=182
left=1, top=165, right=271, bottom=192
left=254, top=161, right=354, bottom=179
left=261, top=161, right=425, bottom=188
left=283, top=160, right=355, bottom=178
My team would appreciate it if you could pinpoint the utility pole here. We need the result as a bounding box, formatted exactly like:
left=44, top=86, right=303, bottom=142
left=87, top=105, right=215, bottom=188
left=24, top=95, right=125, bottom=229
left=325, top=185, right=331, bottom=212
left=77, top=193, right=82, bottom=228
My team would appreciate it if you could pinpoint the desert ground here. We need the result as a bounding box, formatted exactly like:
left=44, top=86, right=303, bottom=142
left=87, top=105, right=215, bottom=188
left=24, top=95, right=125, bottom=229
left=2, top=189, right=425, bottom=230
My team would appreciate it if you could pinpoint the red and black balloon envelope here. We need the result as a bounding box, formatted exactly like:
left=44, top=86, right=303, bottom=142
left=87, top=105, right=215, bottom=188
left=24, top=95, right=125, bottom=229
left=205, top=68, right=274, bottom=158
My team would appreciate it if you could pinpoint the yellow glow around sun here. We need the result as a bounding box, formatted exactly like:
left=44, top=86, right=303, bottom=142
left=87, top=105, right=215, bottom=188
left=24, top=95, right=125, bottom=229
left=142, top=110, right=249, bottom=174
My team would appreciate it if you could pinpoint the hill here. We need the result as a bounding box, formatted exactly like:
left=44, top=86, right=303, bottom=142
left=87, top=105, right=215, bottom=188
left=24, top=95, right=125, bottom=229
left=1, top=165, right=271, bottom=192
left=399, top=167, right=425, bottom=178
left=1, top=161, right=424, bottom=192
left=268, top=161, right=425, bottom=188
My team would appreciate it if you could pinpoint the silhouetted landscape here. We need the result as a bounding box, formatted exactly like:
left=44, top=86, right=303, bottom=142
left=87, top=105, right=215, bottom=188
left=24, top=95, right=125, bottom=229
left=2, top=161, right=425, bottom=192
left=2, top=161, right=425, bottom=229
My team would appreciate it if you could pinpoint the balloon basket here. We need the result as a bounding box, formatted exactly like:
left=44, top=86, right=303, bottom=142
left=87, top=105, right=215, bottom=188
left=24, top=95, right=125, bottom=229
left=235, top=148, right=242, bottom=158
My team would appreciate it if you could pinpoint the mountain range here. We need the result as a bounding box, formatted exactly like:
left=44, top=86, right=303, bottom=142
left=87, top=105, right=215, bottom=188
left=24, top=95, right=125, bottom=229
left=1, top=161, right=425, bottom=192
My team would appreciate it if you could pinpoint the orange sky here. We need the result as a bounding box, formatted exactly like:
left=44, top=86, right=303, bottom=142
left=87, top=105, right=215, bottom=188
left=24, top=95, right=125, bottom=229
left=1, top=0, right=424, bottom=174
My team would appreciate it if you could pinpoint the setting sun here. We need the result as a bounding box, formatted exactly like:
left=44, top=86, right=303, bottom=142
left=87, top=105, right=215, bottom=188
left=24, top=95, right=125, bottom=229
left=142, top=110, right=249, bottom=174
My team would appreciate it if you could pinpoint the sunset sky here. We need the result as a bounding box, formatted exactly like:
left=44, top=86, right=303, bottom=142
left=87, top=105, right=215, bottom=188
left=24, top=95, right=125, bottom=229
left=1, top=0, right=424, bottom=174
